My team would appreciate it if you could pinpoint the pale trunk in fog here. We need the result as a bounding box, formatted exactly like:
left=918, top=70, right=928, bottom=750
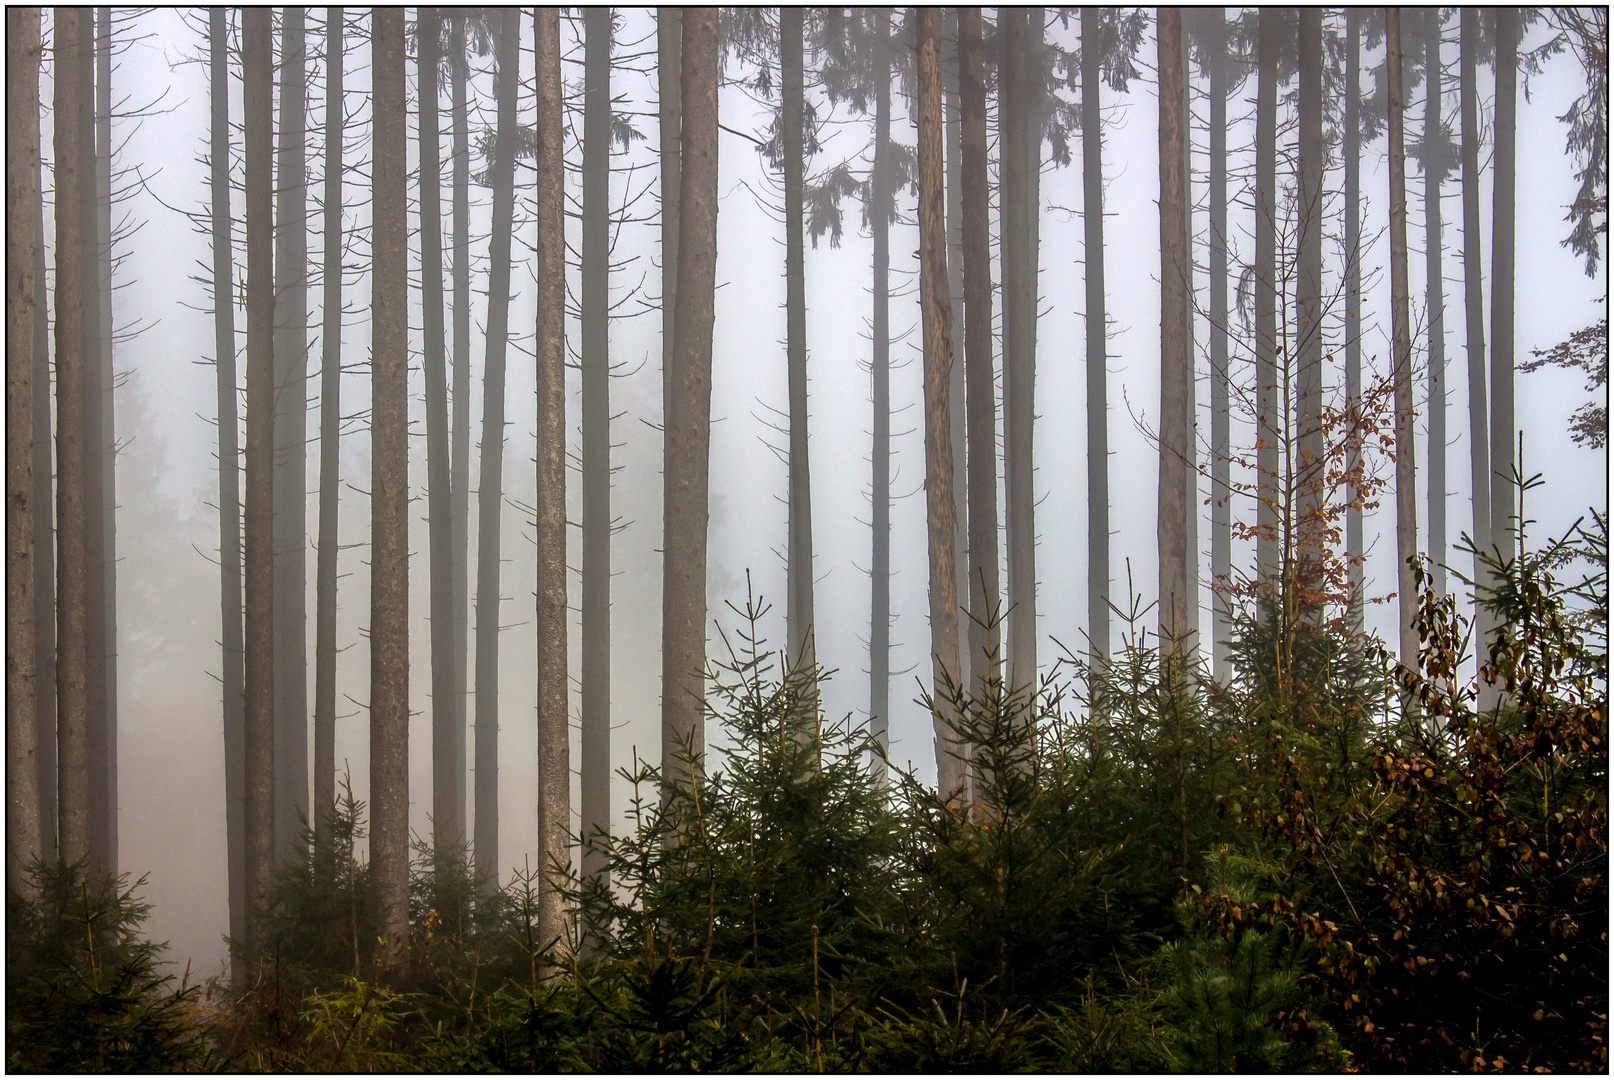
left=1346, top=8, right=1365, bottom=632
left=1208, top=9, right=1232, bottom=681
left=1254, top=12, right=1278, bottom=586
left=870, top=8, right=893, bottom=769
left=449, top=12, right=471, bottom=845
left=1423, top=7, right=1447, bottom=599
left=1082, top=7, right=1109, bottom=660
left=1157, top=8, right=1190, bottom=656
left=1460, top=10, right=1490, bottom=629
left=1297, top=9, right=1324, bottom=600
left=1001, top=7, right=1035, bottom=699
left=1387, top=8, right=1420, bottom=673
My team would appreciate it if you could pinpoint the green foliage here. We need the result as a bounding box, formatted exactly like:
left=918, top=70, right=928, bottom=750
left=6, top=861, right=210, bottom=1072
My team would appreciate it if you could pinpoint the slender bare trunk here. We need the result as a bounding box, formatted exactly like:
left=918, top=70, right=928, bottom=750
left=8, top=5, right=43, bottom=897
left=1387, top=8, right=1419, bottom=673
left=960, top=8, right=998, bottom=699
left=917, top=7, right=964, bottom=801
left=1423, top=8, right=1447, bottom=599
left=1460, top=11, right=1489, bottom=597
left=1346, top=8, right=1364, bottom=633
left=869, top=9, right=893, bottom=766
left=314, top=7, right=343, bottom=847
left=449, top=12, right=471, bottom=846
left=32, top=115, right=57, bottom=869
left=1208, top=9, right=1231, bottom=681
left=1081, top=8, right=1108, bottom=660
left=1296, top=8, right=1324, bottom=601
left=1001, top=7, right=1035, bottom=698
left=1158, top=8, right=1190, bottom=656
left=81, top=5, right=107, bottom=881
left=1254, top=10, right=1278, bottom=587
left=533, top=4, right=569, bottom=967
left=420, top=7, right=459, bottom=861
left=91, top=6, right=118, bottom=879
left=1489, top=10, right=1516, bottom=569
left=659, top=6, right=680, bottom=467
left=369, top=5, right=409, bottom=966
left=241, top=4, right=276, bottom=966
left=944, top=9, right=968, bottom=696
left=473, top=8, right=520, bottom=892
left=581, top=4, right=612, bottom=892
left=662, top=7, right=720, bottom=791
left=211, top=6, right=247, bottom=965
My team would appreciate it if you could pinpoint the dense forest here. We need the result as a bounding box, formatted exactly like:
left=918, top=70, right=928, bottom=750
left=5, top=5, right=1607, bottom=1072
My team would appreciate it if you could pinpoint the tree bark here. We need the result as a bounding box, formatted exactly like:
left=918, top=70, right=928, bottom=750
left=241, top=4, right=275, bottom=966
left=1001, top=7, right=1035, bottom=698
left=1296, top=8, right=1324, bottom=599
left=80, top=5, right=106, bottom=881
left=662, top=7, right=720, bottom=791
left=944, top=9, right=968, bottom=698
left=533, top=2, right=569, bottom=972
left=782, top=6, right=818, bottom=722
left=369, top=5, right=409, bottom=966
left=1387, top=7, right=1420, bottom=673
left=1081, top=7, right=1108, bottom=661
left=419, top=7, right=460, bottom=861
left=1254, top=10, right=1278, bottom=586
left=314, top=7, right=343, bottom=847
left=273, top=6, right=309, bottom=864
left=1157, top=7, right=1191, bottom=656
left=659, top=5, right=680, bottom=491
left=211, top=6, right=247, bottom=967
left=1423, top=7, right=1447, bottom=599
left=917, top=7, right=964, bottom=801
left=871, top=8, right=894, bottom=769
left=581, top=4, right=612, bottom=893
left=960, top=7, right=998, bottom=697
left=8, top=5, right=43, bottom=898
left=1459, top=9, right=1489, bottom=613
left=1489, top=10, right=1516, bottom=570
left=1346, top=8, right=1364, bottom=632
left=33, top=214, right=56, bottom=868
left=448, top=11, right=471, bottom=848
left=473, top=8, right=520, bottom=892
left=1208, top=9, right=1231, bottom=681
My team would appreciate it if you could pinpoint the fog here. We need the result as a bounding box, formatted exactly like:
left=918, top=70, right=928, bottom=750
left=30, top=8, right=1604, bottom=978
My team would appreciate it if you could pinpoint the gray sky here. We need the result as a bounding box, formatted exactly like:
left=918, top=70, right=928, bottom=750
left=49, top=8, right=1606, bottom=977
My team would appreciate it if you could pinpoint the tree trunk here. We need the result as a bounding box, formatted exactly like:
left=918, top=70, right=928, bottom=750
left=944, top=9, right=968, bottom=698
left=32, top=130, right=57, bottom=868
left=273, top=7, right=309, bottom=864
left=916, top=7, right=964, bottom=801
left=581, top=4, right=612, bottom=892
left=960, top=7, right=998, bottom=699
left=449, top=12, right=471, bottom=847
left=1180, top=21, right=1197, bottom=663
left=80, top=5, right=107, bottom=881
left=1346, top=7, right=1364, bottom=632
left=211, top=5, right=247, bottom=966
left=369, top=5, right=409, bottom=966
left=54, top=5, right=92, bottom=875
left=241, top=4, right=275, bottom=966
left=1157, top=8, right=1190, bottom=656
left=1254, top=10, right=1278, bottom=586
left=533, top=2, right=569, bottom=972
left=314, top=7, right=343, bottom=847
left=870, top=8, right=892, bottom=769
left=1001, top=7, right=1035, bottom=698
left=661, top=7, right=720, bottom=791
left=1387, top=7, right=1419, bottom=674
left=1296, top=8, right=1324, bottom=600
left=419, top=7, right=459, bottom=862
left=1459, top=9, right=1489, bottom=622
left=1423, top=7, right=1447, bottom=599
left=1489, top=11, right=1516, bottom=571
left=1208, top=9, right=1231, bottom=682
left=474, top=8, right=520, bottom=891
left=8, top=5, right=43, bottom=897
left=1081, top=7, right=1108, bottom=661
left=782, top=6, right=818, bottom=723
left=659, top=5, right=680, bottom=497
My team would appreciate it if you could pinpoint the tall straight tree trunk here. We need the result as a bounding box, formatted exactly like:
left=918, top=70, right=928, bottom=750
left=1345, top=8, right=1364, bottom=632
left=32, top=113, right=57, bottom=868
left=1180, top=22, right=1197, bottom=662
left=449, top=12, right=471, bottom=840
left=581, top=4, right=613, bottom=890
left=661, top=7, right=720, bottom=791
left=944, top=8, right=967, bottom=682
left=916, top=6, right=963, bottom=801
left=474, top=9, right=520, bottom=891
left=211, top=6, right=247, bottom=963
left=8, top=5, right=43, bottom=897
left=1208, top=9, right=1231, bottom=681
left=241, top=4, right=275, bottom=966
left=1423, top=8, right=1447, bottom=599
left=1489, top=10, right=1516, bottom=569
left=1459, top=10, right=1489, bottom=610
left=659, top=6, right=680, bottom=473
left=272, top=7, right=309, bottom=864
left=1296, top=8, right=1324, bottom=597
left=91, top=5, right=118, bottom=878
left=54, top=5, right=92, bottom=874
left=369, top=4, right=409, bottom=966
left=419, top=7, right=459, bottom=860
left=314, top=7, right=343, bottom=846
left=960, top=7, right=998, bottom=695
left=80, top=5, right=108, bottom=881
left=1254, top=10, right=1278, bottom=586
left=533, top=3, right=569, bottom=970
left=1157, top=7, right=1191, bottom=656
left=782, top=6, right=817, bottom=716
left=1081, top=7, right=1108, bottom=660
left=871, top=9, right=893, bottom=764
left=1386, top=7, right=1419, bottom=673
left=1001, top=7, right=1035, bottom=697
